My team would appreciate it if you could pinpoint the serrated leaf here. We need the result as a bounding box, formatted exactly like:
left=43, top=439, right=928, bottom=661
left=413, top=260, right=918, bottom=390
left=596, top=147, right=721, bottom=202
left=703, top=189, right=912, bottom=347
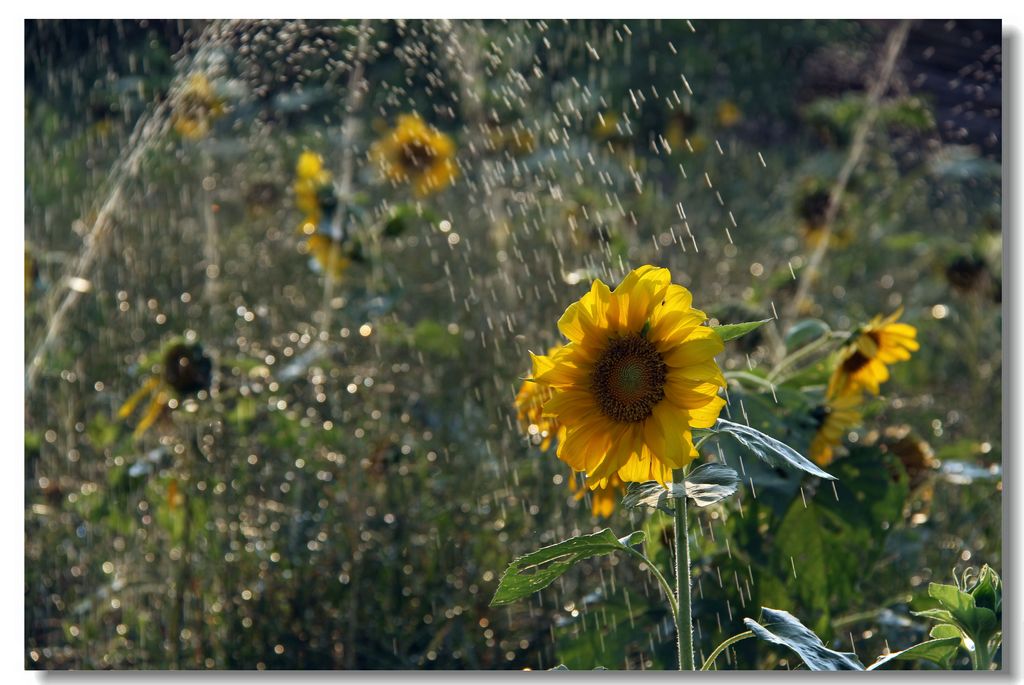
left=713, top=319, right=772, bottom=343
left=489, top=529, right=645, bottom=607
left=710, top=418, right=836, bottom=480
left=867, top=637, right=961, bottom=670
left=744, top=607, right=864, bottom=670
left=623, top=464, right=740, bottom=512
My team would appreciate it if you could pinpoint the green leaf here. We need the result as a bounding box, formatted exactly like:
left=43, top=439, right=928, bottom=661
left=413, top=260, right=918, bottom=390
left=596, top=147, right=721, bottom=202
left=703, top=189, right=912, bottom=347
left=773, top=501, right=830, bottom=634
left=866, top=637, right=961, bottom=670
left=967, top=565, right=1001, bottom=616
left=622, top=464, right=739, bottom=512
left=930, top=624, right=964, bottom=641
left=927, top=582, right=999, bottom=643
left=707, top=418, right=836, bottom=480
left=744, top=607, right=864, bottom=670
left=489, top=529, right=645, bottom=607
left=684, top=463, right=741, bottom=506
left=713, top=319, right=772, bottom=343
left=784, top=318, right=831, bottom=351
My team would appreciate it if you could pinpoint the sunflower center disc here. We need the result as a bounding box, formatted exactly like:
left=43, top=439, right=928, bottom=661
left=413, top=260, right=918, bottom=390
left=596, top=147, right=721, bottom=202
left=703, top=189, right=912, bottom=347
left=590, top=333, right=667, bottom=423
left=841, top=331, right=881, bottom=374
left=399, top=141, right=435, bottom=170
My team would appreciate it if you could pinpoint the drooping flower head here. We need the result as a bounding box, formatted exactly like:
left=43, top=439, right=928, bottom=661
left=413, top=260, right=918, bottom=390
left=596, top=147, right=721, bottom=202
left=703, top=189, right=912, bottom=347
left=808, top=392, right=863, bottom=466
left=118, top=340, right=212, bottom=438
left=533, top=265, right=726, bottom=488
left=828, top=308, right=919, bottom=397
left=515, top=344, right=566, bottom=451
left=370, top=113, right=458, bottom=196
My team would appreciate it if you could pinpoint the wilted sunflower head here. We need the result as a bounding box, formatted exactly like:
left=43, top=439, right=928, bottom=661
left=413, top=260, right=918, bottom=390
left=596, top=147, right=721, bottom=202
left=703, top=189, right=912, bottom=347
left=808, top=392, right=863, bottom=466
left=945, top=254, right=989, bottom=294
left=828, top=308, right=919, bottom=397
left=880, top=424, right=936, bottom=488
left=370, top=113, right=458, bottom=196
left=163, top=342, right=213, bottom=396
left=532, top=265, right=726, bottom=488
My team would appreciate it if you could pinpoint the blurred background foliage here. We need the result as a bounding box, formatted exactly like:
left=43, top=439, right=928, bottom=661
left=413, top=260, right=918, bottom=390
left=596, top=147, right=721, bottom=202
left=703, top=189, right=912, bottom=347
left=25, top=19, right=1000, bottom=669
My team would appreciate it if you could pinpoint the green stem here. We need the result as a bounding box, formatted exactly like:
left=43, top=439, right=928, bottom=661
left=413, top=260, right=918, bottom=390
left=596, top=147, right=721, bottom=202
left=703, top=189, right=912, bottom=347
left=972, top=639, right=994, bottom=671
left=766, top=331, right=846, bottom=385
left=674, top=467, right=694, bottom=671
left=623, top=547, right=678, bottom=624
left=701, top=630, right=754, bottom=670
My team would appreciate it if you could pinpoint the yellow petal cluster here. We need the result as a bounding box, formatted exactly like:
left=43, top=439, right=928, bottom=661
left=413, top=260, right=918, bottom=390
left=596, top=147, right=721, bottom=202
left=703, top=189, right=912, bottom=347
left=532, top=265, right=726, bottom=488
left=370, top=114, right=458, bottom=196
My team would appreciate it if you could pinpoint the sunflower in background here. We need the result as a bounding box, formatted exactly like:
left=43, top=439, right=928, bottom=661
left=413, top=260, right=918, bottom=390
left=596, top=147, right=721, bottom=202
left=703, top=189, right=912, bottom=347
left=118, top=339, right=213, bottom=439
left=828, top=308, right=919, bottom=397
left=809, top=309, right=919, bottom=465
left=370, top=113, right=458, bottom=196
left=531, top=265, right=726, bottom=488
left=795, top=182, right=852, bottom=250
left=171, top=74, right=225, bottom=140
left=514, top=345, right=565, bottom=451
left=715, top=100, right=743, bottom=128
left=664, top=109, right=706, bottom=153
left=592, top=110, right=633, bottom=153
left=808, top=392, right=863, bottom=466
left=568, top=473, right=625, bottom=519
left=292, top=151, right=362, bottom=281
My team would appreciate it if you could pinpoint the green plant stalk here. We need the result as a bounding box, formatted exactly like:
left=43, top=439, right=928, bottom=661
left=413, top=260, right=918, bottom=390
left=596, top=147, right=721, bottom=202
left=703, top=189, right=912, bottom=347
left=701, top=630, right=755, bottom=670
left=972, top=637, right=995, bottom=671
left=674, top=467, right=694, bottom=671
left=623, top=547, right=679, bottom=624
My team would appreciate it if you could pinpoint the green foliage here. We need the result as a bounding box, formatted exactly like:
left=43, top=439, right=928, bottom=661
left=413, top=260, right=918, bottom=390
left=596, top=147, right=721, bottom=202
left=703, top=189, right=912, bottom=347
left=700, top=418, right=835, bottom=480
left=490, top=529, right=645, bottom=607
left=744, top=608, right=864, bottom=670
left=866, top=637, right=961, bottom=670
left=912, top=566, right=1002, bottom=670
left=712, top=319, right=772, bottom=343
left=622, top=463, right=740, bottom=513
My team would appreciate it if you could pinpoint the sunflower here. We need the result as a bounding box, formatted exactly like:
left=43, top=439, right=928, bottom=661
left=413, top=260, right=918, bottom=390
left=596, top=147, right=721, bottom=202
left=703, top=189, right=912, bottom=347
left=715, top=100, right=743, bottom=128
left=305, top=233, right=355, bottom=281
left=533, top=265, right=726, bottom=488
left=171, top=74, right=225, bottom=140
left=118, top=340, right=212, bottom=438
left=515, top=345, right=566, bottom=451
left=370, top=113, right=458, bottom=196
left=568, top=472, right=625, bottom=519
left=294, top=150, right=335, bottom=233
left=880, top=424, right=937, bottom=490
left=796, top=186, right=852, bottom=249
left=808, top=392, right=863, bottom=466
left=664, top=110, right=706, bottom=153
left=828, top=308, right=919, bottom=397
